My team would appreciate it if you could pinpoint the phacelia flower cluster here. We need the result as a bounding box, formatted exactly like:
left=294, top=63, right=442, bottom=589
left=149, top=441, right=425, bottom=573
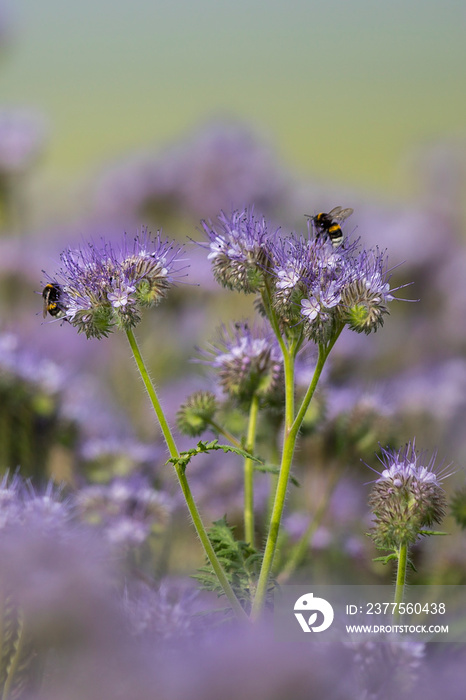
left=198, top=322, right=284, bottom=406
left=41, top=229, right=184, bottom=339
left=200, top=209, right=275, bottom=293
left=368, top=441, right=448, bottom=550
left=271, top=234, right=395, bottom=343
left=201, top=208, right=400, bottom=344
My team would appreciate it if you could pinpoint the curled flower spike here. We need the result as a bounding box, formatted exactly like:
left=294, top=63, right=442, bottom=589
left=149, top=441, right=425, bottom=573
left=41, top=229, right=185, bottom=339
left=197, top=322, right=284, bottom=406
left=340, top=248, right=394, bottom=334
left=267, top=227, right=397, bottom=343
left=200, top=208, right=275, bottom=293
left=368, top=441, right=450, bottom=550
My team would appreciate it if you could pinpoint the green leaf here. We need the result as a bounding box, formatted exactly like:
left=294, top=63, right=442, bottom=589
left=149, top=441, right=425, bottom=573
left=192, top=516, right=270, bottom=613
left=372, top=553, right=398, bottom=565
left=408, top=558, right=418, bottom=573
left=166, top=439, right=263, bottom=473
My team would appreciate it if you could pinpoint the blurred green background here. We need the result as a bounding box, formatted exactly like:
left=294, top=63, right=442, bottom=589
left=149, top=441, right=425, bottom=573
left=1, top=0, right=465, bottom=199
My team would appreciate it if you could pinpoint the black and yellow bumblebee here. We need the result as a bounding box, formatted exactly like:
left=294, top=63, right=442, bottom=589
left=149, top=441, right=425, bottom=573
left=42, top=282, right=66, bottom=319
left=306, top=206, right=354, bottom=248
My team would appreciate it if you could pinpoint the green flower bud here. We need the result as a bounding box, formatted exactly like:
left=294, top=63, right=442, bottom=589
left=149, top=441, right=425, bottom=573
left=368, top=441, right=448, bottom=550
left=177, top=391, right=218, bottom=437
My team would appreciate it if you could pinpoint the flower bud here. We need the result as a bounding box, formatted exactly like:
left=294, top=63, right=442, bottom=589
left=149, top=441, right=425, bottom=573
left=177, top=391, right=218, bottom=437
left=198, top=322, right=284, bottom=407
left=369, top=441, right=448, bottom=550
left=200, top=209, right=273, bottom=294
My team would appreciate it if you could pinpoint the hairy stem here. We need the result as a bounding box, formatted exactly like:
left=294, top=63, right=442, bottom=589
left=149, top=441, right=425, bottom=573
left=126, top=328, right=247, bottom=621
left=394, top=543, right=408, bottom=622
left=244, top=394, right=260, bottom=547
left=206, top=419, right=243, bottom=450
left=250, top=332, right=342, bottom=620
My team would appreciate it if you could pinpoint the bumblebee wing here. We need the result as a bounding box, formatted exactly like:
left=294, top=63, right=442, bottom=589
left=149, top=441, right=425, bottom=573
left=331, top=207, right=353, bottom=222
left=325, top=206, right=343, bottom=218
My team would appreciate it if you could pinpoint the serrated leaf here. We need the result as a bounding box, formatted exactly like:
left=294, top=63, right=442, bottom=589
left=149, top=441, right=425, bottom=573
left=167, top=439, right=263, bottom=473
left=372, top=553, right=398, bottom=565
left=193, top=516, right=267, bottom=613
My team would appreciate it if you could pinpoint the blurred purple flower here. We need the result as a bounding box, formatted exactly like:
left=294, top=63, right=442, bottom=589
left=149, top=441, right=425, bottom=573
left=378, top=358, right=466, bottom=424
left=95, top=121, right=290, bottom=221
left=0, top=476, right=122, bottom=695
left=0, top=108, right=47, bottom=176
left=78, top=436, right=163, bottom=475
left=76, top=477, right=172, bottom=548
left=197, top=320, right=283, bottom=406
left=0, top=331, right=66, bottom=394
left=124, top=578, right=208, bottom=642
left=350, top=636, right=424, bottom=699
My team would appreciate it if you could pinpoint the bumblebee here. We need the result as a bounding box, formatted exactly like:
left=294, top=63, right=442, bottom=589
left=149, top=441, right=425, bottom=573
left=42, top=282, right=66, bottom=319
left=306, top=206, right=354, bottom=248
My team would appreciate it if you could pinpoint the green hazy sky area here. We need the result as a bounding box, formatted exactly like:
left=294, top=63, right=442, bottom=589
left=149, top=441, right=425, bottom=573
left=1, top=0, right=465, bottom=195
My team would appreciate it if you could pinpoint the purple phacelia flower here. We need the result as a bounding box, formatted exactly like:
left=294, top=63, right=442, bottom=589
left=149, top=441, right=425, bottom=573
left=199, top=208, right=276, bottom=293
left=269, top=227, right=399, bottom=341
left=41, top=229, right=185, bottom=339
left=95, top=121, right=288, bottom=220
left=271, top=234, right=352, bottom=342
left=368, top=440, right=450, bottom=549
left=340, top=247, right=395, bottom=334
left=198, top=321, right=284, bottom=406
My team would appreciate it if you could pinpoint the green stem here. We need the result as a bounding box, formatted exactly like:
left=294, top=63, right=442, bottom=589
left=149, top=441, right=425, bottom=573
left=250, top=336, right=340, bottom=621
left=266, top=436, right=281, bottom=524
left=126, top=328, right=178, bottom=457
left=277, top=466, right=342, bottom=584
left=244, top=394, right=260, bottom=546
left=283, top=347, right=295, bottom=431
left=261, top=279, right=288, bottom=357
left=125, top=328, right=248, bottom=621
left=394, top=543, right=408, bottom=622
left=291, top=329, right=342, bottom=437
left=206, top=419, right=243, bottom=450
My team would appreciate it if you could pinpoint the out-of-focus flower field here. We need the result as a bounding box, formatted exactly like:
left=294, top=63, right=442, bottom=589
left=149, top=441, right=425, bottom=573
left=1, top=2, right=466, bottom=698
